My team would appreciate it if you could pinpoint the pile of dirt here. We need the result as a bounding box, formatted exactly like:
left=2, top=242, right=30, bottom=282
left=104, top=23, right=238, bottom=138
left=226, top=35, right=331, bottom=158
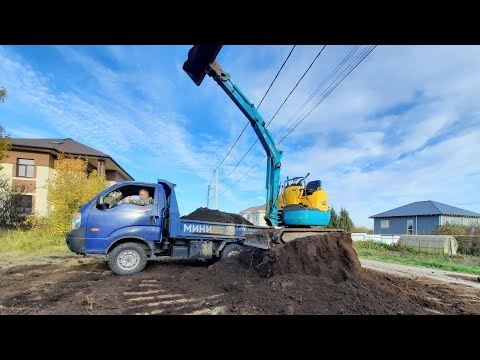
left=236, top=231, right=361, bottom=279
left=1, top=232, right=478, bottom=315
left=205, top=232, right=449, bottom=314
left=181, top=207, right=253, bottom=225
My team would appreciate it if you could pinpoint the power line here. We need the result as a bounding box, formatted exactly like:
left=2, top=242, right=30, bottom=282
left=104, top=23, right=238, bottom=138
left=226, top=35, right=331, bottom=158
left=228, top=46, right=365, bottom=186
left=267, top=45, right=326, bottom=127
left=221, top=45, right=326, bottom=184
left=278, top=46, right=377, bottom=144
left=210, top=45, right=296, bottom=172
left=221, top=45, right=377, bottom=194
left=275, top=45, right=361, bottom=140
left=203, top=46, right=296, bottom=205
left=202, top=170, right=216, bottom=205
left=257, top=45, right=296, bottom=109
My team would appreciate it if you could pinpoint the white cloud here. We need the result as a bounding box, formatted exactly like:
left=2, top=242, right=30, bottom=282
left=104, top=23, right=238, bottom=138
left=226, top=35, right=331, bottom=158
left=0, top=46, right=225, bottom=184
left=2, top=45, right=480, bottom=228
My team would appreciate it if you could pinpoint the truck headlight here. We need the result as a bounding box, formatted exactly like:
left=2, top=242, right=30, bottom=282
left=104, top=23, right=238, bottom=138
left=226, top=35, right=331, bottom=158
left=72, top=212, right=81, bottom=230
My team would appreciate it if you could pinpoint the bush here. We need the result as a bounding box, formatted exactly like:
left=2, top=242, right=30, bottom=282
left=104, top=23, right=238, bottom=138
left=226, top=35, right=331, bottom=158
left=353, top=226, right=374, bottom=234
left=433, top=222, right=467, bottom=235
left=454, top=236, right=480, bottom=256
left=0, top=176, right=29, bottom=229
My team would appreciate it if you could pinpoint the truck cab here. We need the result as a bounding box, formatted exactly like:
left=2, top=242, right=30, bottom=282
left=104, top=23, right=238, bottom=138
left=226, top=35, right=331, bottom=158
left=66, top=179, right=267, bottom=275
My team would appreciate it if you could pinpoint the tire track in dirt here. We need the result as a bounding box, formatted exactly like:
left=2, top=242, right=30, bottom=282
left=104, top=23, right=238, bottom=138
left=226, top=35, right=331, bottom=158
left=122, top=280, right=226, bottom=315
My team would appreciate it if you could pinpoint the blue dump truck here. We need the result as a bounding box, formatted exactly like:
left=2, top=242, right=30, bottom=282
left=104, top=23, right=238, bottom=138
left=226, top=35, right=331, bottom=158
left=66, top=179, right=267, bottom=275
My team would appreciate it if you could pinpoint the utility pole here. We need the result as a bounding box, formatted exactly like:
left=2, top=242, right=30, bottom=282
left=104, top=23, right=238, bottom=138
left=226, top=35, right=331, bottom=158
left=215, top=168, right=219, bottom=210
left=207, top=185, right=210, bottom=208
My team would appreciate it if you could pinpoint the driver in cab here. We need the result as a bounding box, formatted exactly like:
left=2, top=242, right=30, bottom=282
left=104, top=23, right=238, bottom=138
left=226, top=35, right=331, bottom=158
left=119, top=189, right=153, bottom=206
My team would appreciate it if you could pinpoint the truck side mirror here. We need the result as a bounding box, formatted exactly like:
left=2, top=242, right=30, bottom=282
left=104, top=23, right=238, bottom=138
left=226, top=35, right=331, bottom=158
left=96, top=196, right=106, bottom=210
left=182, top=45, right=223, bottom=86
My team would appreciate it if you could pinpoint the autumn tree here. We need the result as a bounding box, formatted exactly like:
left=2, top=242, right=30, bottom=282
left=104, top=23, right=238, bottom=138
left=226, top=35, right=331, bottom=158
left=0, top=87, right=6, bottom=102
left=0, top=88, right=11, bottom=170
left=0, top=125, right=11, bottom=170
left=47, top=155, right=106, bottom=234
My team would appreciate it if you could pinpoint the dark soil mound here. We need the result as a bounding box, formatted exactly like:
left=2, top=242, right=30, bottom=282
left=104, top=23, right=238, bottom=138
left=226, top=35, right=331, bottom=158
left=181, top=207, right=253, bottom=225
left=205, top=232, right=443, bottom=314
left=236, top=231, right=361, bottom=279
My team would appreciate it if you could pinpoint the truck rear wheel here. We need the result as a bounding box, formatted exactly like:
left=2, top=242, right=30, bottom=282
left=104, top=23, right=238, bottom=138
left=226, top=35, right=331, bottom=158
left=220, top=243, right=242, bottom=259
left=108, top=242, right=147, bottom=276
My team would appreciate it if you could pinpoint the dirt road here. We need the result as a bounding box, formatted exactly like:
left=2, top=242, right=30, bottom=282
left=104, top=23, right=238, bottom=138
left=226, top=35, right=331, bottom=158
left=360, top=259, right=480, bottom=289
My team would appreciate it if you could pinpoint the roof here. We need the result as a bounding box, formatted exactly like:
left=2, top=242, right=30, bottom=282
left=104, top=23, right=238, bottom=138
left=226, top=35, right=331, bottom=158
left=10, top=137, right=134, bottom=181
left=240, top=204, right=266, bottom=213
left=11, top=138, right=110, bottom=157
left=370, top=200, right=480, bottom=218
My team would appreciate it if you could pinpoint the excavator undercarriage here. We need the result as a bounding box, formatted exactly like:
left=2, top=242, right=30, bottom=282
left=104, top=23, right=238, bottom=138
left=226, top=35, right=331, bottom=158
left=245, top=228, right=346, bottom=250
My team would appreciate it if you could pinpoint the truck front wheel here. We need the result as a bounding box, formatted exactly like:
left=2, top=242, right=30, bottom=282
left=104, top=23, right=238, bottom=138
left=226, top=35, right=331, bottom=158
left=108, top=242, right=148, bottom=276
left=220, top=243, right=242, bottom=259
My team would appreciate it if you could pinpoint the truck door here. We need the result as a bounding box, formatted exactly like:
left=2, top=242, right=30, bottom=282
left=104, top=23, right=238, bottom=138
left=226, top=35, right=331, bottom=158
left=85, top=185, right=164, bottom=253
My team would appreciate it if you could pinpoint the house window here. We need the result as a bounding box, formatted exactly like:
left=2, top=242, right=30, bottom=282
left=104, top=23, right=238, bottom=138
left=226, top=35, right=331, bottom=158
left=18, top=159, right=34, bottom=178
left=381, top=220, right=389, bottom=229
left=407, top=219, right=413, bottom=235
left=18, top=195, right=33, bottom=214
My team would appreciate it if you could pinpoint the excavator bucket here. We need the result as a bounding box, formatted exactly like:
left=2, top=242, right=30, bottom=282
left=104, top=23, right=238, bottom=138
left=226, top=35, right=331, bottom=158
left=182, top=45, right=223, bottom=86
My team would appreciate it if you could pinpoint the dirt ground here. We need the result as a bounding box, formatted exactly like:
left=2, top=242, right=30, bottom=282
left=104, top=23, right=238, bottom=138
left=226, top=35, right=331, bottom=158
left=0, top=232, right=479, bottom=315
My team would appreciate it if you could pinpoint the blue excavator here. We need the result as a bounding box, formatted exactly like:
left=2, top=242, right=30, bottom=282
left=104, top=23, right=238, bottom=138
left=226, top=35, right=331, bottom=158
left=183, top=45, right=343, bottom=249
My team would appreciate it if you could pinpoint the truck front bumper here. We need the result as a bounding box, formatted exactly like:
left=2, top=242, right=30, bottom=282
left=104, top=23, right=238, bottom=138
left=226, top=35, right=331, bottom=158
left=66, top=227, right=86, bottom=254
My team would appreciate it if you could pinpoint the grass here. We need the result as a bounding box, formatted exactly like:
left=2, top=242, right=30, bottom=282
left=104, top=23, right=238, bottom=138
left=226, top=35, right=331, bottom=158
left=353, top=240, right=480, bottom=275
left=0, top=228, right=69, bottom=253
left=2, top=229, right=480, bottom=276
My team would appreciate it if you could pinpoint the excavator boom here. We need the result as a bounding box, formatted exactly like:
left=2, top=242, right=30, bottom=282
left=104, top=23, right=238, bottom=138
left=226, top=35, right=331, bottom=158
left=183, top=45, right=336, bottom=249
left=183, top=45, right=282, bottom=227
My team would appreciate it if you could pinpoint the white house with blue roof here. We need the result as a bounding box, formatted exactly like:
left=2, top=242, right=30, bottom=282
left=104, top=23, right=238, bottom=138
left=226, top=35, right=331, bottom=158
left=369, top=200, right=480, bottom=235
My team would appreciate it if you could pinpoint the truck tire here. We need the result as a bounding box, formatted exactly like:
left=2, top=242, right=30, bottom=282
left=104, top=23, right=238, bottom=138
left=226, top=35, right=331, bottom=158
left=108, top=242, right=148, bottom=276
left=220, top=243, right=242, bottom=260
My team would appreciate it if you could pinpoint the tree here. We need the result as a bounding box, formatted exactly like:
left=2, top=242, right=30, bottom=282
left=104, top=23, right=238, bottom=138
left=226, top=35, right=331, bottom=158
left=0, top=88, right=11, bottom=170
left=327, top=207, right=339, bottom=229
left=0, top=125, right=12, bottom=170
left=47, top=155, right=107, bottom=235
left=0, top=87, right=6, bottom=103
left=338, top=207, right=355, bottom=233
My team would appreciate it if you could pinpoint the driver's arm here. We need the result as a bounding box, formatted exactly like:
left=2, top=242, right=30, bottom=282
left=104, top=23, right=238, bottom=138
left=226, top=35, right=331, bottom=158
left=119, top=196, right=131, bottom=204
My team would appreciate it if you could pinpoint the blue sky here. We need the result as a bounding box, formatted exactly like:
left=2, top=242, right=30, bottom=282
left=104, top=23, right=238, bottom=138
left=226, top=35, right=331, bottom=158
left=1, top=45, right=480, bottom=227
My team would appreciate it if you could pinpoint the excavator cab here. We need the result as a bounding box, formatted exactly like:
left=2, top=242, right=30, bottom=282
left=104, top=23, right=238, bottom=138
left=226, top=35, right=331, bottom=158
left=279, top=173, right=330, bottom=227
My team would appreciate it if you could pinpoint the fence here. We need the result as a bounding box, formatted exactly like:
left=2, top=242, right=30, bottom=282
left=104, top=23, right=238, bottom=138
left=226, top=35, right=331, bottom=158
left=351, top=233, right=400, bottom=245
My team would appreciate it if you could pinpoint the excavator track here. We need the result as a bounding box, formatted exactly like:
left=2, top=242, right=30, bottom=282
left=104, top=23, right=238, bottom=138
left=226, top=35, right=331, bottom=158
left=244, top=228, right=346, bottom=250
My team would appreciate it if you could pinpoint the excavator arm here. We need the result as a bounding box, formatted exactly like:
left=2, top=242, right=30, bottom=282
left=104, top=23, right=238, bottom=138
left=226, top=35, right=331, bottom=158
left=183, top=45, right=282, bottom=226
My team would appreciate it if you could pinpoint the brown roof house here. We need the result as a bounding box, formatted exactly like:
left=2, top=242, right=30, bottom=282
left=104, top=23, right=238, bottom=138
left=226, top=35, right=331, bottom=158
left=0, top=138, right=134, bottom=216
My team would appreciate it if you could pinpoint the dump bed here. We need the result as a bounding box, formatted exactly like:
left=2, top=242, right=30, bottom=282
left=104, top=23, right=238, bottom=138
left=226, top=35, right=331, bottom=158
left=173, top=218, right=269, bottom=242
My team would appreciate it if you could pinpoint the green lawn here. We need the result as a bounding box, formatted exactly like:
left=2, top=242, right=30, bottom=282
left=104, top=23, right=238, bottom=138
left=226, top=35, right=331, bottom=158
left=0, top=228, right=68, bottom=253
left=353, top=240, right=480, bottom=275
